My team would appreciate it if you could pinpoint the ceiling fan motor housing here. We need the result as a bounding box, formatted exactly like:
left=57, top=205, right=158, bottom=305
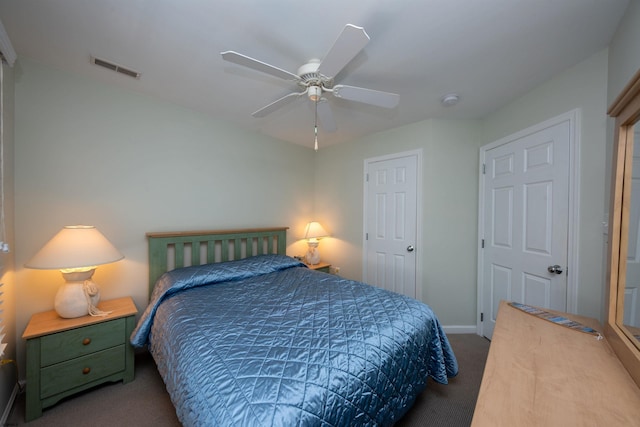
left=297, top=60, right=332, bottom=94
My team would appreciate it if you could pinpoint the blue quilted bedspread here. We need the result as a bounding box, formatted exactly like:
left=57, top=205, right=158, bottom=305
left=131, top=255, right=458, bottom=426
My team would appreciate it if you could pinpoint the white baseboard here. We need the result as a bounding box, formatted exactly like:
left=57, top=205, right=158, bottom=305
left=442, top=325, right=478, bottom=334
left=0, top=382, right=20, bottom=426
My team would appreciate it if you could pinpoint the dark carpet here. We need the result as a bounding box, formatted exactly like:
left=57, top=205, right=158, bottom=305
left=7, top=333, right=490, bottom=426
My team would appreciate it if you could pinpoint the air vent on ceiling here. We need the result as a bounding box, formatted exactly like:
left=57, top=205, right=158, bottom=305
left=91, top=56, right=141, bottom=79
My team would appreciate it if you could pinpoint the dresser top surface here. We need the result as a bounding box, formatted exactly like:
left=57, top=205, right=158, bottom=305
left=472, top=301, right=640, bottom=426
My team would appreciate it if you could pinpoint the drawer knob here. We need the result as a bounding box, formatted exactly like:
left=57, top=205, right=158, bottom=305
left=82, top=338, right=91, bottom=346
left=82, top=367, right=91, bottom=375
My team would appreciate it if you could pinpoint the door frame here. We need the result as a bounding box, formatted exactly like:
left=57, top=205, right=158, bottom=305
left=363, top=149, right=423, bottom=301
left=477, top=109, right=581, bottom=336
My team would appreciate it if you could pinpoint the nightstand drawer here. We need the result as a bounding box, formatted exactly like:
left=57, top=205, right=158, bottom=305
left=40, top=345, right=125, bottom=399
left=40, top=318, right=126, bottom=366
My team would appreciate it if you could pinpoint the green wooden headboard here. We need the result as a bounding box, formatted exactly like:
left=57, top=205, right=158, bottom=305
left=146, top=227, right=288, bottom=297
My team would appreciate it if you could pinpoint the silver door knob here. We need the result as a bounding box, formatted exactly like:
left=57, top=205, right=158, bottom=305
left=547, top=265, right=563, bottom=274
left=407, top=245, right=414, bottom=252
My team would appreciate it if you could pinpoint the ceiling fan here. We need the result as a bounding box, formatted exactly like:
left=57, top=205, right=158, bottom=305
left=220, top=24, right=400, bottom=136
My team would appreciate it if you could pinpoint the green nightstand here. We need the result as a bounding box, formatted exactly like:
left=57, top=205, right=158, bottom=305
left=22, top=297, right=137, bottom=421
left=307, top=261, right=331, bottom=274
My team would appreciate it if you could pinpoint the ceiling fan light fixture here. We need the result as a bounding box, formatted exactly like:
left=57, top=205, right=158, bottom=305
left=308, top=85, right=321, bottom=102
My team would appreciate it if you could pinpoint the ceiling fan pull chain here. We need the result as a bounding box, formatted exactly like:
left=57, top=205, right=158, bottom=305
left=314, top=127, right=318, bottom=151
left=314, top=98, right=319, bottom=151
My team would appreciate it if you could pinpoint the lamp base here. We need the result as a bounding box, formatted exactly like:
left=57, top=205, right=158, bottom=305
left=54, top=282, right=100, bottom=318
left=305, top=241, right=321, bottom=265
left=55, top=268, right=100, bottom=319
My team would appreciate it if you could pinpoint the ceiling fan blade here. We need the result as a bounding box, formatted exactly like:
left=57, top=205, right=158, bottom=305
left=318, top=24, right=370, bottom=78
left=332, top=85, right=400, bottom=108
left=316, top=99, right=337, bottom=132
left=252, top=92, right=304, bottom=117
left=221, top=51, right=300, bottom=81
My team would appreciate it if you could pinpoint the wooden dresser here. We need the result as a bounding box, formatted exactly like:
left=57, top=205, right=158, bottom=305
left=472, top=301, right=640, bottom=426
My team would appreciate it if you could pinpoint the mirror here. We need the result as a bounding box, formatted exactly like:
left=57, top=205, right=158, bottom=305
left=623, top=124, right=640, bottom=342
left=606, top=67, right=640, bottom=387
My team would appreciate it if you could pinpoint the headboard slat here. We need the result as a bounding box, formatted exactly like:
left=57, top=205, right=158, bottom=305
left=175, top=242, right=185, bottom=269
left=266, top=236, right=273, bottom=255
left=191, top=240, right=200, bottom=266
left=221, top=239, right=229, bottom=262
left=146, top=227, right=288, bottom=297
left=206, top=241, right=215, bottom=264
left=234, top=238, right=242, bottom=260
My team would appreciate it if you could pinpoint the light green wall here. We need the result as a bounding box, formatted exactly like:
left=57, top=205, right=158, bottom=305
left=316, top=47, right=610, bottom=326
left=605, top=1, right=640, bottom=217
left=0, top=61, right=17, bottom=417
left=608, top=0, right=640, bottom=105
left=315, top=119, right=482, bottom=326
left=13, top=59, right=314, bottom=366
left=481, top=49, right=609, bottom=320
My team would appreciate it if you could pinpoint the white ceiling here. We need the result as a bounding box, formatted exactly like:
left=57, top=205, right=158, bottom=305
left=0, top=0, right=629, bottom=149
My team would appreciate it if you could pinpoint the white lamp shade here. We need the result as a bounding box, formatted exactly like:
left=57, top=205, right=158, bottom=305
left=303, top=221, right=329, bottom=240
left=25, top=225, right=124, bottom=270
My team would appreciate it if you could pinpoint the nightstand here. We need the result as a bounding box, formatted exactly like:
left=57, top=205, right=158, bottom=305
left=22, top=297, right=138, bottom=421
left=307, top=261, right=331, bottom=273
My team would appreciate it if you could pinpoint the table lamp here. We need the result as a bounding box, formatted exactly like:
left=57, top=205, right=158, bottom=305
left=303, top=221, right=329, bottom=265
left=25, top=225, right=124, bottom=318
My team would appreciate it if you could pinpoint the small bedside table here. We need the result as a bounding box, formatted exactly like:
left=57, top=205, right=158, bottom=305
left=22, top=297, right=138, bottom=421
left=306, top=261, right=331, bottom=273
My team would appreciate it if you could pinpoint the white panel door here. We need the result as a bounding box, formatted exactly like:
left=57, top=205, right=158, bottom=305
left=481, top=120, right=570, bottom=339
left=364, top=153, right=418, bottom=298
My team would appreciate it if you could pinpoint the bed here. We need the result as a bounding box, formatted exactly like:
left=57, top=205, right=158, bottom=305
left=131, top=227, right=458, bottom=426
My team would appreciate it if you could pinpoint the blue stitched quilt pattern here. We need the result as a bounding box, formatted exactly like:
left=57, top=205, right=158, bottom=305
left=131, top=255, right=458, bottom=426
